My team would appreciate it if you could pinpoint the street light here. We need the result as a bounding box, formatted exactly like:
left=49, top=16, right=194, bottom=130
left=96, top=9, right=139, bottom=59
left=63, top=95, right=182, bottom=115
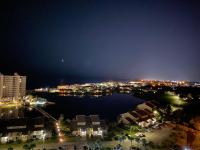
left=59, top=138, right=63, bottom=143
left=153, top=110, right=158, bottom=115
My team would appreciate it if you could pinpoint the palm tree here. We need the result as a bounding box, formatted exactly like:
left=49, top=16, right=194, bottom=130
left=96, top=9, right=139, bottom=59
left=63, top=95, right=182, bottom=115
left=88, top=142, right=95, bottom=150
left=121, top=135, right=126, bottom=143
left=135, top=137, right=140, bottom=148
left=23, top=143, right=36, bottom=150
left=141, top=138, right=148, bottom=149
left=129, top=125, right=139, bottom=134
left=23, top=144, right=30, bottom=150
left=7, top=146, right=13, bottom=150
left=127, top=135, right=135, bottom=146
left=114, top=135, right=120, bottom=144
left=95, top=140, right=102, bottom=149
left=29, top=143, right=36, bottom=150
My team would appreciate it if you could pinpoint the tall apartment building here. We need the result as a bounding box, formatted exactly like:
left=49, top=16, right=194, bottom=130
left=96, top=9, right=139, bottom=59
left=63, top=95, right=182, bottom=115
left=0, top=73, right=26, bottom=98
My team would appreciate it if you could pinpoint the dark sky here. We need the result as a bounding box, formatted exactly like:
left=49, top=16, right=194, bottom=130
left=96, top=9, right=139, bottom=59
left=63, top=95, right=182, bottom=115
left=1, top=0, right=200, bottom=88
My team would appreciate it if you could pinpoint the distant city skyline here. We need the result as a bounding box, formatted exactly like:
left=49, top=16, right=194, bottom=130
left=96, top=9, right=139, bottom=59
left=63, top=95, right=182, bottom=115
left=1, top=0, right=200, bottom=88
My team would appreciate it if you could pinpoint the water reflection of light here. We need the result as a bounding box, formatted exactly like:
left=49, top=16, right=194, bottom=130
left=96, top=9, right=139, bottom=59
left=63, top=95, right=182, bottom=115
left=36, top=101, right=45, bottom=105
left=183, top=146, right=191, bottom=150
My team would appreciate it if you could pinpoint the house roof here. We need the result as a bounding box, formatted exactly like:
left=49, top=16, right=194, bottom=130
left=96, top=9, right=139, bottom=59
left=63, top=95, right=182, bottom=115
left=145, top=101, right=155, bottom=108
left=76, top=115, right=86, bottom=122
left=90, top=115, right=100, bottom=122
left=71, top=115, right=107, bottom=131
left=135, top=109, right=148, bottom=116
left=0, top=117, right=52, bottom=134
left=143, top=108, right=152, bottom=114
left=6, top=118, right=28, bottom=126
left=125, top=117, right=135, bottom=123
left=129, top=111, right=140, bottom=118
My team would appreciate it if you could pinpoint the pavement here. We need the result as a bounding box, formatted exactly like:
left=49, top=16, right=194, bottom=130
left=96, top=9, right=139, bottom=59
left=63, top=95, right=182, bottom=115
left=144, top=125, right=173, bottom=145
left=0, top=141, right=132, bottom=150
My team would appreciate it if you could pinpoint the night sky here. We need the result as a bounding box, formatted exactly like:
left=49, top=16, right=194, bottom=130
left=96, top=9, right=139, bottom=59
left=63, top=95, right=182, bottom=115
left=1, top=0, right=200, bottom=88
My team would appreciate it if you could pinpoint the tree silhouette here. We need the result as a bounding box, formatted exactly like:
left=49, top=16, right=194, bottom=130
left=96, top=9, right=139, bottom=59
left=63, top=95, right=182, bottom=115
left=7, top=146, right=13, bottom=150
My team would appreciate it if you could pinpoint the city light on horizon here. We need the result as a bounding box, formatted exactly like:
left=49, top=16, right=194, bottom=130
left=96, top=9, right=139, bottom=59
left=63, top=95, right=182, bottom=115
left=0, top=0, right=200, bottom=149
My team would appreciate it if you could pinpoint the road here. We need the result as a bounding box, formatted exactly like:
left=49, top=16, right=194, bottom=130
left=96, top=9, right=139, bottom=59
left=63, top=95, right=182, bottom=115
left=0, top=140, right=134, bottom=150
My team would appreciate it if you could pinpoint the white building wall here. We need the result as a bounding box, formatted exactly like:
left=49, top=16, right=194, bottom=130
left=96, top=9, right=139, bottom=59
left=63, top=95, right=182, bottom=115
left=0, top=73, right=26, bottom=99
left=0, top=75, right=3, bottom=98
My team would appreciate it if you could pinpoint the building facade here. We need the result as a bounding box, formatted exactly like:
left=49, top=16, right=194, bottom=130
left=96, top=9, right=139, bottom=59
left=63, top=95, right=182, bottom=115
left=0, top=117, right=53, bottom=143
left=71, top=115, right=107, bottom=137
left=118, top=101, right=159, bottom=127
left=0, top=73, right=26, bottom=99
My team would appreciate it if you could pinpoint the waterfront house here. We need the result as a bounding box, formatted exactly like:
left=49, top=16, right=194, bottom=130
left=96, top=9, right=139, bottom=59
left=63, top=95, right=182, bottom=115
left=71, top=115, right=107, bottom=137
left=0, top=117, right=53, bottom=143
left=118, top=101, right=158, bottom=127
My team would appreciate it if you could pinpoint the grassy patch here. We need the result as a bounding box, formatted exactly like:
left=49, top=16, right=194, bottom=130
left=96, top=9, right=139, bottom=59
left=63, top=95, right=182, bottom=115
left=160, top=92, right=186, bottom=106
